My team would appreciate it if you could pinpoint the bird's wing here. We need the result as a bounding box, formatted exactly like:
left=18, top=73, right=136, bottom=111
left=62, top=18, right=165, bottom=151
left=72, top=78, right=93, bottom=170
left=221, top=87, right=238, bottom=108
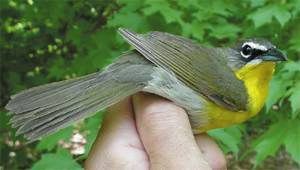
left=119, top=28, right=248, bottom=111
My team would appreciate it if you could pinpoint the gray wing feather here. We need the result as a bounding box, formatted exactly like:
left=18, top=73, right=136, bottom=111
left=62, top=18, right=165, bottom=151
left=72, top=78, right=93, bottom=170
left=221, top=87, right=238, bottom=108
left=118, top=28, right=248, bottom=111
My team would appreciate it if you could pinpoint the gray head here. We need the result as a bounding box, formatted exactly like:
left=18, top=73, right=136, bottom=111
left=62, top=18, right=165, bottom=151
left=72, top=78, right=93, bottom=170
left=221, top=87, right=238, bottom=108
left=226, top=38, right=287, bottom=70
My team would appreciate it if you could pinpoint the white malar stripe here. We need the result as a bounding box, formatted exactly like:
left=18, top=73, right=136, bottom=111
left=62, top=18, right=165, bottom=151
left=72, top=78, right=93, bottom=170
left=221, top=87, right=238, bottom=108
left=244, top=42, right=268, bottom=51
left=246, top=58, right=263, bottom=66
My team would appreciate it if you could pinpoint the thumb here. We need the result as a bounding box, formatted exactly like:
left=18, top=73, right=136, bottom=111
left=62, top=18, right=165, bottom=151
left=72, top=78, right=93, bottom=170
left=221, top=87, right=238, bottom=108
left=133, top=93, right=211, bottom=170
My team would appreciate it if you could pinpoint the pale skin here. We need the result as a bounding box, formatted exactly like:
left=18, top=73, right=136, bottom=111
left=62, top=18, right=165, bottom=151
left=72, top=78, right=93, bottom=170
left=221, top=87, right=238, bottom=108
left=85, top=93, right=226, bottom=170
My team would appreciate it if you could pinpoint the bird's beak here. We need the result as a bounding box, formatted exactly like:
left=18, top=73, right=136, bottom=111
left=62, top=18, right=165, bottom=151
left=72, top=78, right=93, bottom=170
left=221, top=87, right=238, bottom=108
left=259, top=48, right=288, bottom=61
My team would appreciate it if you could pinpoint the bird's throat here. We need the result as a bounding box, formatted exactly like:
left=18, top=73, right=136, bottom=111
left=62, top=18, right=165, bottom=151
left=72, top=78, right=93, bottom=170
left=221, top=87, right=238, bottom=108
left=235, top=62, right=275, bottom=114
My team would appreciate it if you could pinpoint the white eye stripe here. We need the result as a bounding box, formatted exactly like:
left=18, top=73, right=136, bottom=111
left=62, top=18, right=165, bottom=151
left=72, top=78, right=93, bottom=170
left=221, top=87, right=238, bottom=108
left=243, top=42, right=268, bottom=51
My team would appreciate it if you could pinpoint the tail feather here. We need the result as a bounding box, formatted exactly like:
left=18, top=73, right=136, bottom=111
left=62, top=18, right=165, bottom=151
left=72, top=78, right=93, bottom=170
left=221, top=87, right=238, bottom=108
left=16, top=83, right=138, bottom=135
left=5, top=52, right=153, bottom=141
left=6, top=73, right=98, bottom=113
left=10, top=72, right=97, bottom=101
left=24, top=86, right=141, bottom=141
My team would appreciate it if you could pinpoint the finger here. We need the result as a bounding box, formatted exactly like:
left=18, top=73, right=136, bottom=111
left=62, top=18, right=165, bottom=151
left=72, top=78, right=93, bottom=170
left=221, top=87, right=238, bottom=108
left=133, top=93, right=211, bottom=169
left=85, top=97, right=149, bottom=170
left=195, top=134, right=227, bottom=170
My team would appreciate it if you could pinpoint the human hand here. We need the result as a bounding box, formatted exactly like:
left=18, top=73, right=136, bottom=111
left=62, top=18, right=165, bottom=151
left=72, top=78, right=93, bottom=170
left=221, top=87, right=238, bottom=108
left=85, top=93, right=226, bottom=170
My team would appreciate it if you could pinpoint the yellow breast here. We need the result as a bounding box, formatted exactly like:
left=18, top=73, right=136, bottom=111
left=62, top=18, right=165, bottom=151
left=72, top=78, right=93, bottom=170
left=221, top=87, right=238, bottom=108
left=195, top=62, right=275, bottom=132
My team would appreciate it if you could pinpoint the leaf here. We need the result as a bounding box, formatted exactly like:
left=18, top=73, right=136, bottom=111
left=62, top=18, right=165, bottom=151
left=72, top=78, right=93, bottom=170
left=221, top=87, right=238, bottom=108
left=249, top=0, right=266, bottom=7
left=210, top=0, right=235, bottom=17
left=252, top=120, right=286, bottom=165
left=273, top=5, right=292, bottom=27
left=209, top=23, right=241, bottom=39
left=82, top=112, right=103, bottom=158
left=176, top=0, right=199, bottom=9
left=290, top=0, right=300, bottom=16
left=248, top=5, right=291, bottom=28
left=192, top=9, right=210, bottom=22
left=289, top=81, right=300, bottom=118
left=37, top=126, right=73, bottom=151
left=284, top=119, right=300, bottom=164
left=289, top=26, right=300, bottom=52
left=282, top=61, right=300, bottom=73
left=48, top=57, right=67, bottom=80
left=182, top=21, right=205, bottom=41
left=117, top=0, right=144, bottom=12
left=247, top=5, right=273, bottom=28
left=8, top=72, right=26, bottom=93
left=24, top=0, right=70, bottom=27
left=143, top=1, right=183, bottom=24
left=208, top=125, right=244, bottom=155
left=0, top=111, right=10, bottom=130
left=65, top=21, right=93, bottom=48
left=107, top=12, right=147, bottom=30
left=265, top=75, right=288, bottom=111
left=265, top=62, right=298, bottom=112
left=31, top=149, right=82, bottom=170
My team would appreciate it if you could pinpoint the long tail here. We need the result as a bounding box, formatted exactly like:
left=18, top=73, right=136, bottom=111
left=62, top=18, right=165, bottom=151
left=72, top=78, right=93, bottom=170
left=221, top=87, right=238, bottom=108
left=5, top=52, right=153, bottom=141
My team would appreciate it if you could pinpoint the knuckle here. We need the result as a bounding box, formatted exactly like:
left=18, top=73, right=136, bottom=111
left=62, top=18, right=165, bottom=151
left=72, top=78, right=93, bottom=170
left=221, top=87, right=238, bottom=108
left=210, top=155, right=227, bottom=170
left=140, top=104, right=187, bottom=129
left=101, top=146, right=148, bottom=169
left=102, top=149, right=134, bottom=169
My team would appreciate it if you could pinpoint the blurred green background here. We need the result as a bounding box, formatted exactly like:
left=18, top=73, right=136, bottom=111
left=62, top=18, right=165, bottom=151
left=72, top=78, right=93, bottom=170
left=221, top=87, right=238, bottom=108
left=0, top=0, right=299, bottom=169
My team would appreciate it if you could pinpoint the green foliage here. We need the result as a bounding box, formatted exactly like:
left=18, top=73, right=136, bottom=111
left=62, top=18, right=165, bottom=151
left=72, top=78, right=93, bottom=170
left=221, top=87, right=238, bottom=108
left=265, top=61, right=300, bottom=113
left=284, top=120, right=300, bottom=164
left=1, top=0, right=299, bottom=169
left=81, top=112, right=103, bottom=158
left=31, top=149, right=82, bottom=170
left=252, top=119, right=300, bottom=165
left=37, top=127, right=73, bottom=151
left=248, top=4, right=292, bottom=28
left=208, top=125, right=244, bottom=156
left=289, top=82, right=300, bottom=118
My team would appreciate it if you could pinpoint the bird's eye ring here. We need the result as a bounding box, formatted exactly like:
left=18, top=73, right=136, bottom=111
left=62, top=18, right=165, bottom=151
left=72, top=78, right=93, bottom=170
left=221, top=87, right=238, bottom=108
left=241, top=44, right=252, bottom=58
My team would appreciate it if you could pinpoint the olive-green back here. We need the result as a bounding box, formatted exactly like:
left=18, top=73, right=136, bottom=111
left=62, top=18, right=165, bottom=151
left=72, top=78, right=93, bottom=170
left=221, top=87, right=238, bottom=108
left=119, top=28, right=248, bottom=111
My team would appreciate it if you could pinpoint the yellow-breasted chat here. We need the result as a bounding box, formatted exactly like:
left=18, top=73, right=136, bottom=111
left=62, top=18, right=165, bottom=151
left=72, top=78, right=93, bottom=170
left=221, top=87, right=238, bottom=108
left=5, top=28, right=287, bottom=142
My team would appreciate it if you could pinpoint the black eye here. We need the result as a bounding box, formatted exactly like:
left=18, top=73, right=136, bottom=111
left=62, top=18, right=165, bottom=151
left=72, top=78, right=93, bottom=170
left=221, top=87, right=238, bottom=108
left=241, top=44, right=252, bottom=57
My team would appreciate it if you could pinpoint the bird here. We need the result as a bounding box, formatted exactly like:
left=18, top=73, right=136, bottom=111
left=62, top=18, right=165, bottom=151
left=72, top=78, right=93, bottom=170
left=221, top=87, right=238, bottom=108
left=5, top=28, right=287, bottom=142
